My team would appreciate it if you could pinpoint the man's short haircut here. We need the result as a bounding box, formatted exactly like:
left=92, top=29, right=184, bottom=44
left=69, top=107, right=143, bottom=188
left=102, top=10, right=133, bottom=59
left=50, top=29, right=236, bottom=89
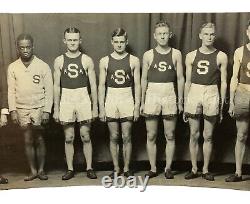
left=111, top=28, right=128, bottom=40
left=154, top=20, right=170, bottom=31
left=64, top=27, right=81, bottom=37
left=200, top=22, right=216, bottom=33
left=17, top=33, right=34, bottom=45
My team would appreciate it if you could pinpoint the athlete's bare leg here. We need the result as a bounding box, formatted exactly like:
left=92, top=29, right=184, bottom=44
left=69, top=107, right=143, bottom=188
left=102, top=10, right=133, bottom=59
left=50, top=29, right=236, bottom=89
left=63, top=124, right=75, bottom=171
left=121, top=121, right=133, bottom=172
left=79, top=123, right=93, bottom=170
left=146, top=118, right=158, bottom=172
left=24, top=126, right=37, bottom=175
left=202, top=118, right=216, bottom=174
left=163, top=117, right=177, bottom=171
left=188, top=118, right=200, bottom=173
left=33, top=128, right=46, bottom=173
left=235, top=119, right=249, bottom=176
left=108, top=121, right=120, bottom=172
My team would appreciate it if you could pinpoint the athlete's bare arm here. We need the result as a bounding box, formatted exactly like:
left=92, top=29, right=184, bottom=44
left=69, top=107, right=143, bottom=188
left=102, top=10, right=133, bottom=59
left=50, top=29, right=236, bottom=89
left=229, top=47, right=242, bottom=117
left=131, top=55, right=141, bottom=121
left=140, top=50, right=151, bottom=114
left=83, top=55, right=98, bottom=118
left=217, top=51, right=228, bottom=122
left=173, top=49, right=185, bottom=113
left=184, top=50, right=196, bottom=121
left=98, top=56, right=108, bottom=122
left=53, top=55, right=63, bottom=122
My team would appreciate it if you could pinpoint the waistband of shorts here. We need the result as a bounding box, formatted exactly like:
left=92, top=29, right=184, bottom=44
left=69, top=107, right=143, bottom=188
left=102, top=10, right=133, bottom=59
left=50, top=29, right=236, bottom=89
left=107, top=87, right=132, bottom=94
left=238, top=83, right=250, bottom=91
left=147, top=82, right=174, bottom=91
left=191, top=83, right=218, bottom=89
left=61, top=87, right=88, bottom=93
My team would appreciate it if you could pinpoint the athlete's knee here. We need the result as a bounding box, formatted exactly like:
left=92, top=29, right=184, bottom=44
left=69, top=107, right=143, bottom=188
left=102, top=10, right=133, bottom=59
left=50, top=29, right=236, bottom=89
left=65, top=133, right=74, bottom=144
left=237, top=132, right=248, bottom=143
left=190, top=130, right=199, bottom=142
left=110, top=133, right=119, bottom=144
left=24, top=136, right=34, bottom=146
left=35, top=135, right=45, bottom=146
left=122, top=133, right=131, bottom=145
left=147, top=130, right=157, bottom=143
left=165, top=130, right=175, bottom=141
left=203, top=129, right=213, bottom=143
left=80, top=134, right=91, bottom=143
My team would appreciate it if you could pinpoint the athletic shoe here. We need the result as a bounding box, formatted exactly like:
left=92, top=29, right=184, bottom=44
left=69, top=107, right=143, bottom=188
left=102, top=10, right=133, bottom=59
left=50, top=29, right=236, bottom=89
left=225, top=174, right=242, bottom=182
left=108, top=171, right=121, bottom=179
left=202, top=172, right=214, bottom=181
left=87, top=169, right=97, bottom=179
left=145, top=170, right=158, bottom=178
left=164, top=169, right=174, bottom=179
left=24, top=174, right=38, bottom=181
left=0, top=176, right=8, bottom=184
left=184, top=171, right=199, bottom=180
left=37, top=171, right=48, bottom=180
left=124, top=171, right=134, bottom=178
left=62, top=170, right=74, bottom=180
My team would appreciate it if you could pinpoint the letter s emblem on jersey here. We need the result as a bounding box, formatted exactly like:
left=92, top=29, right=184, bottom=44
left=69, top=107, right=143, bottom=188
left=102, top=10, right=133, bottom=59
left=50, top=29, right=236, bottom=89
left=197, top=60, right=209, bottom=75
left=158, top=61, right=168, bottom=72
left=33, top=75, right=40, bottom=84
left=114, top=70, right=126, bottom=84
left=67, top=64, right=79, bottom=78
left=246, top=62, right=250, bottom=78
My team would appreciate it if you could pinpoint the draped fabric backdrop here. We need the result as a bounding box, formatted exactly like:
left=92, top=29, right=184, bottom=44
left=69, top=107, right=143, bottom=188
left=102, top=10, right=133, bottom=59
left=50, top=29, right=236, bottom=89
left=0, top=13, right=250, bottom=172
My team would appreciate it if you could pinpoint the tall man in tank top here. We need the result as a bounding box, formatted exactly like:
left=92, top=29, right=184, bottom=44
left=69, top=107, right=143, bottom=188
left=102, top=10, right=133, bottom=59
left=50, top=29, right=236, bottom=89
left=53, top=27, right=98, bottom=180
left=184, top=23, right=228, bottom=181
left=98, top=28, right=140, bottom=178
left=141, top=21, right=185, bottom=179
left=226, top=21, right=250, bottom=182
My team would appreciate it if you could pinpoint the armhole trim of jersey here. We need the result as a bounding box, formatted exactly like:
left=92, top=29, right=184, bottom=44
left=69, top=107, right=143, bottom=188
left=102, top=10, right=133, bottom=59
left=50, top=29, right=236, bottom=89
left=239, top=46, right=244, bottom=64
left=171, top=48, right=177, bottom=70
left=105, top=56, right=110, bottom=73
left=81, top=54, right=89, bottom=77
left=191, top=50, right=198, bottom=65
left=148, top=49, right=154, bottom=70
left=129, top=54, right=134, bottom=76
left=59, top=55, right=64, bottom=71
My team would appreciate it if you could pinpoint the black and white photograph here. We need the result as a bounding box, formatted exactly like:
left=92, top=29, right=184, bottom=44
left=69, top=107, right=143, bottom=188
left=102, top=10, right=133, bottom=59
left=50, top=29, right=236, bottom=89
left=1, top=0, right=250, bottom=203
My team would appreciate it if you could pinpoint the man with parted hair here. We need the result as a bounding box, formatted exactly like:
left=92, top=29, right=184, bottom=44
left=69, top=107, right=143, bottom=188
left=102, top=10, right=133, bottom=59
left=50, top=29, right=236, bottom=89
left=8, top=33, right=53, bottom=181
left=226, top=20, right=250, bottom=182
left=140, top=21, right=185, bottom=179
left=98, top=28, right=141, bottom=178
left=53, top=27, right=98, bottom=180
left=184, top=23, right=228, bottom=181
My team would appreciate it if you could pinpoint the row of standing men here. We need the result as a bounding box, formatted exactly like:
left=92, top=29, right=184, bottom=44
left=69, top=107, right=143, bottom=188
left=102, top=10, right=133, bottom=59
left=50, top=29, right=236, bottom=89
left=0, top=20, right=249, bottom=184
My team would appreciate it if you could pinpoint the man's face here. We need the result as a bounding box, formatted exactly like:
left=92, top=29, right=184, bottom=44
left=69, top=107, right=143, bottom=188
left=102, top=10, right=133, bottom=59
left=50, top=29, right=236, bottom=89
left=17, top=39, right=33, bottom=60
left=199, top=27, right=216, bottom=46
left=111, top=36, right=127, bottom=54
left=64, top=32, right=81, bottom=52
left=154, top=26, right=171, bottom=46
left=246, top=25, right=250, bottom=41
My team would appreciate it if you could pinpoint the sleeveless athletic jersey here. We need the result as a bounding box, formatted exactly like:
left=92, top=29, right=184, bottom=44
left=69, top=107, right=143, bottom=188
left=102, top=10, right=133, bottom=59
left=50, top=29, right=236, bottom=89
left=106, top=54, right=133, bottom=88
left=191, top=49, right=220, bottom=85
left=60, top=53, right=88, bottom=89
left=239, top=45, right=250, bottom=84
left=148, top=48, right=176, bottom=83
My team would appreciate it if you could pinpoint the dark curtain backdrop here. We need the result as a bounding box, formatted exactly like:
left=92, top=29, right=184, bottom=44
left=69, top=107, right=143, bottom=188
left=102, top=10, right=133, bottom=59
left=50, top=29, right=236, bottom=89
left=1, top=13, right=250, bottom=172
